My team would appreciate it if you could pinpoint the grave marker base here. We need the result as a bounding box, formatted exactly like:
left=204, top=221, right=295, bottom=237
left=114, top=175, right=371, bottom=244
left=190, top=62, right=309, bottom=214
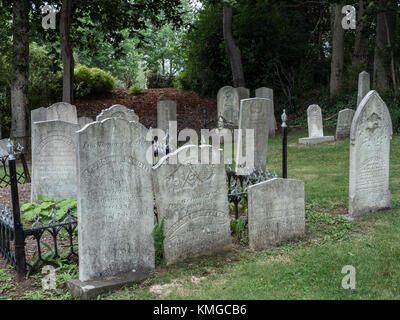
left=298, top=136, right=334, bottom=145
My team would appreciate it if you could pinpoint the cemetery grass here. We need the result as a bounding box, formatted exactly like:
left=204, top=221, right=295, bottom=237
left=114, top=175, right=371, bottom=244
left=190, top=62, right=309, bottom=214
left=1, top=130, right=400, bottom=300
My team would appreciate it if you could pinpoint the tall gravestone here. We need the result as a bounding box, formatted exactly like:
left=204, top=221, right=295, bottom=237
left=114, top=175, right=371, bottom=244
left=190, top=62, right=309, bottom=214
left=76, top=118, right=154, bottom=282
left=349, top=90, right=392, bottom=218
left=299, top=105, right=334, bottom=145
left=31, top=120, right=79, bottom=201
left=248, top=178, right=305, bottom=249
left=153, top=145, right=231, bottom=265
left=31, top=103, right=78, bottom=130
left=236, top=87, right=250, bottom=101
left=157, top=99, right=177, bottom=134
left=335, top=109, right=355, bottom=140
left=96, top=104, right=139, bottom=122
left=236, top=98, right=270, bottom=172
left=255, top=87, right=277, bottom=137
left=217, top=86, right=240, bottom=127
left=357, top=71, right=370, bottom=107
left=78, top=117, right=94, bottom=129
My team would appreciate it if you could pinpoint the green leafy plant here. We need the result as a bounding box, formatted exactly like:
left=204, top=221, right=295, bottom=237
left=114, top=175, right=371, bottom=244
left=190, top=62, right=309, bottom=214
left=74, top=64, right=115, bottom=98
left=153, top=218, right=165, bottom=265
left=128, top=83, right=144, bottom=95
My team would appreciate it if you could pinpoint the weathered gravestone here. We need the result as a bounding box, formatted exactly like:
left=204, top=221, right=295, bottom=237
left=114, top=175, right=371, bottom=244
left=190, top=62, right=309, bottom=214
left=298, top=105, right=334, bottom=145
left=96, top=104, right=139, bottom=122
left=217, top=86, right=240, bottom=127
left=357, top=71, right=370, bottom=107
left=152, top=145, right=231, bottom=265
left=31, top=103, right=78, bottom=129
left=255, top=87, right=277, bottom=137
left=68, top=118, right=154, bottom=298
left=349, top=90, right=392, bottom=218
left=236, top=98, right=270, bottom=172
left=248, top=178, right=305, bottom=249
left=31, top=120, right=79, bottom=201
left=157, top=99, right=177, bottom=134
left=78, top=117, right=94, bottom=129
left=236, top=87, right=250, bottom=101
left=335, top=109, right=355, bottom=140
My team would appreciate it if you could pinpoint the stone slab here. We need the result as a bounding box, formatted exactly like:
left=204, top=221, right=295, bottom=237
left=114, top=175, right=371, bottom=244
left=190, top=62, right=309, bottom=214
left=217, top=86, right=240, bottom=127
left=96, top=104, right=139, bottom=122
left=298, top=136, right=335, bottom=145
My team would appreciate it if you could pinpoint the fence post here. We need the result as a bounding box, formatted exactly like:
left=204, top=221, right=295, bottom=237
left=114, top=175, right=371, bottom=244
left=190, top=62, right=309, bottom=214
left=281, top=110, right=288, bottom=179
left=7, top=140, right=26, bottom=280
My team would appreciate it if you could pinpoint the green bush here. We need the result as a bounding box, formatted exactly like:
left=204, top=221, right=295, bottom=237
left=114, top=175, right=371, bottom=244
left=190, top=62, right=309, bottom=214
left=146, top=71, right=175, bottom=89
left=74, top=64, right=116, bottom=98
left=128, top=83, right=144, bottom=95
left=153, top=218, right=165, bottom=265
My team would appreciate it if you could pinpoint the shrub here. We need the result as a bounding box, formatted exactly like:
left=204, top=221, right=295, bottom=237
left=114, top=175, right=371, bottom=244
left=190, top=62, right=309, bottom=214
left=128, top=83, right=144, bottom=95
left=146, top=71, right=175, bottom=89
left=74, top=64, right=115, bottom=98
left=153, top=218, right=165, bottom=265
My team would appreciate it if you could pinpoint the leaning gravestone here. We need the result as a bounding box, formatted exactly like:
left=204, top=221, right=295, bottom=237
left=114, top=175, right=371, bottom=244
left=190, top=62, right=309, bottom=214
left=157, top=99, right=177, bottom=134
left=335, top=109, right=355, bottom=140
left=236, top=87, right=250, bottom=101
left=78, top=116, right=94, bottom=129
left=68, top=118, right=154, bottom=299
left=255, top=87, right=277, bottom=137
left=248, top=178, right=305, bottom=249
left=153, top=145, right=231, bottom=265
left=349, top=90, right=392, bottom=218
left=96, top=104, right=139, bottom=122
left=357, top=71, right=370, bottom=107
left=31, top=120, right=79, bottom=201
left=236, top=98, right=270, bottom=172
left=217, top=86, right=240, bottom=127
left=298, top=105, right=334, bottom=145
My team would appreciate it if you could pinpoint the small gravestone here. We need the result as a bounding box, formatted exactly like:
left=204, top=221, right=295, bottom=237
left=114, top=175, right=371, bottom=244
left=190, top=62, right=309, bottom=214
left=236, top=87, right=250, bottom=101
left=152, top=145, right=231, bottom=265
left=298, top=105, right=334, bottom=145
left=217, top=86, right=240, bottom=127
left=248, top=178, right=305, bottom=249
left=255, top=87, right=277, bottom=137
left=96, top=104, right=139, bottom=122
left=357, top=71, right=370, bottom=107
left=31, top=120, right=79, bottom=201
left=31, top=103, right=78, bottom=131
left=78, top=117, right=94, bottom=129
left=68, top=118, right=154, bottom=298
left=349, top=90, right=392, bottom=218
left=157, top=99, right=177, bottom=134
left=236, top=98, right=270, bottom=172
left=335, top=109, right=355, bottom=140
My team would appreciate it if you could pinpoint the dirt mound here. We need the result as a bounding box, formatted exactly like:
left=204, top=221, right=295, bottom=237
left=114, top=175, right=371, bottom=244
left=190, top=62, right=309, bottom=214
left=74, top=88, right=218, bottom=133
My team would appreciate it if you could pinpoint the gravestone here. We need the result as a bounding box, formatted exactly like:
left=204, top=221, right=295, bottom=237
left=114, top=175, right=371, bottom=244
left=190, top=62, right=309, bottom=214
left=0, top=139, right=9, bottom=157
left=298, top=105, right=334, bottom=145
left=248, top=178, right=305, bottom=249
left=31, top=103, right=78, bottom=129
left=31, top=120, right=79, bottom=201
left=236, top=87, right=250, bottom=101
left=255, top=87, right=277, bottom=137
left=335, top=109, right=355, bottom=140
left=349, top=90, right=392, bottom=218
left=236, top=98, right=270, bottom=172
left=96, top=104, right=139, bottom=122
left=357, top=71, right=370, bottom=107
left=217, top=86, right=240, bottom=127
left=76, top=118, right=154, bottom=282
left=157, top=99, right=177, bottom=134
left=78, top=117, right=94, bottom=128
left=152, top=145, right=231, bottom=265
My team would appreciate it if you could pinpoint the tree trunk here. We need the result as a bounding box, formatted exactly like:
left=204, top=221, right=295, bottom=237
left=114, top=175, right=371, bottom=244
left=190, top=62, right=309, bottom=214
left=352, top=0, right=370, bottom=70
left=373, top=0, right=397, bottom=91
left=60, top=0, right=74, bottom=103
left=330, top=3, right=345, bottom=97
left=223, top=5, right=245, bottom=87
left=11, top=0, right=29, bottom=149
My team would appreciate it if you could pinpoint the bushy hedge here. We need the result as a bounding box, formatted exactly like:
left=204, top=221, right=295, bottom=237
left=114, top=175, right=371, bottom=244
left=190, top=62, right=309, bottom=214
left=128, top=83, right=144, bottom=95
left=74, top=64, right=116, bottom=98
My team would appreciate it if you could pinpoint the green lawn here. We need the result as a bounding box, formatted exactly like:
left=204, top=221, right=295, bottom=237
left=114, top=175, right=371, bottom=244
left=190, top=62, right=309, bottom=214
left=0, top=129, right=399, bottom=300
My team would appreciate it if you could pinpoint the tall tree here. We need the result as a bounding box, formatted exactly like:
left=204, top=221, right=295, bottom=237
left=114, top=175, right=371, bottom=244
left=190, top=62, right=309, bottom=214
left=11, top=0, right=29, bottom=148
left=223, top=3, right=245, bottom=87
left=352, top=0, right=370, bottom=70
left=60, top=0, right=74, bottom=103
left=330, top=2, right=345, bottom=96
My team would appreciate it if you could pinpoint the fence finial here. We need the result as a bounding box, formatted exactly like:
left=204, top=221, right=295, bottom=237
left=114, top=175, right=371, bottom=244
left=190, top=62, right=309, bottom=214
left=281, top=109, right=287, bottom=128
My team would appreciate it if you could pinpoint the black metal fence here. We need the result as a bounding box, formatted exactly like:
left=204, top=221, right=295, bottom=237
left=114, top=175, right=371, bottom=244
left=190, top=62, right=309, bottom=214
left=0, top=140, right=77, bottom=280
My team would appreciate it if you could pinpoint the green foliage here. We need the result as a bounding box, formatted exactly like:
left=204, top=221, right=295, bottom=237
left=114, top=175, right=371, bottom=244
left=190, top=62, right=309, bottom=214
left=74, top=64, right=116, bottom=98
left=153, top=218, right=165, bottom=265
left=146, top=71, right=175, bottom=88
left=128, top=83, right=144, bottom=95
left=20, top=195, right=77, bottom=227
left=230, top=218, right=248, bottom=243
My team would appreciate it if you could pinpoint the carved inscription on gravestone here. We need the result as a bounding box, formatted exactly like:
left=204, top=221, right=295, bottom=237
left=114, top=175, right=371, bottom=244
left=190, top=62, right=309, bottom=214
left=77, top=118, right=154, bottom=282
left=153, top=145, right=231, bottom=265
left=349, top=90, right=392, bottom=217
